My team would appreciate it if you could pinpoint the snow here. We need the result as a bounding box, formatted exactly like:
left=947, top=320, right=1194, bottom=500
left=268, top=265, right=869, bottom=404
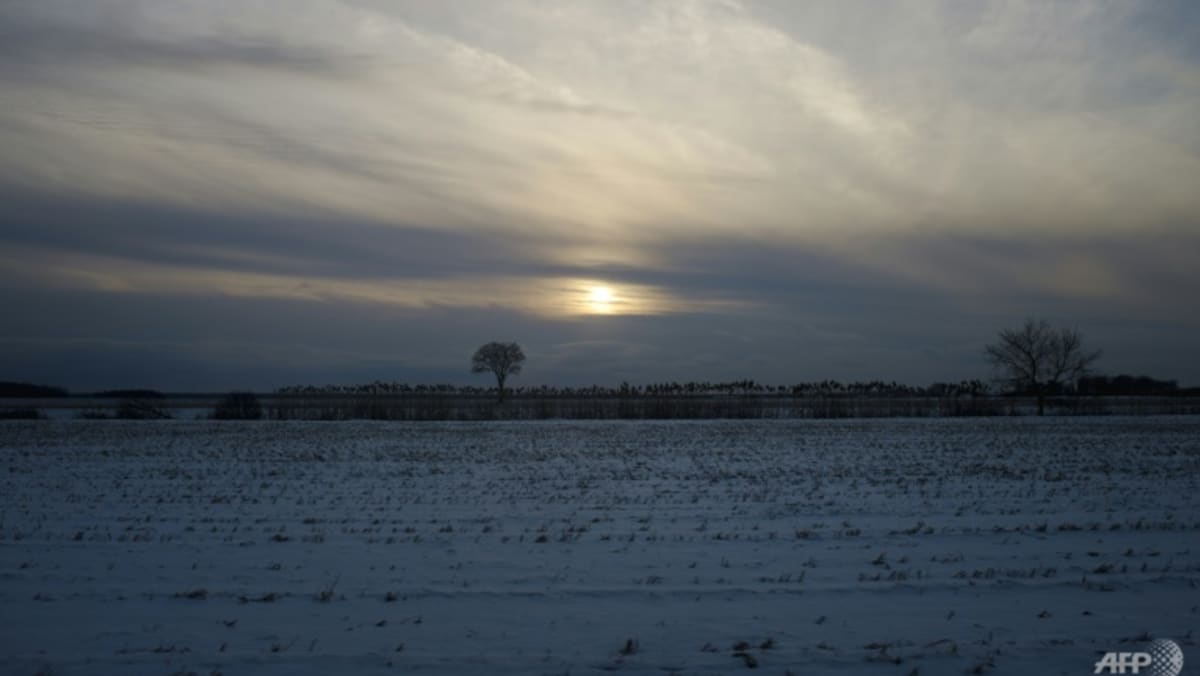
left=2, top=417, right=1198, bottom=675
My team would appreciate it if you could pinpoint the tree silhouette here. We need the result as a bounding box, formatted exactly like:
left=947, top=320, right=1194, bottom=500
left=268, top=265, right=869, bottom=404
left=471, top=342, right=526, bottom=402
left=985, top=319, right=1101, bottom=415
left=211, top=391, right=263, bottom=420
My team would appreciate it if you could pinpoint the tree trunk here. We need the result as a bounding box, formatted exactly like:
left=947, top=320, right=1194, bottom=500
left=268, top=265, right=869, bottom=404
left=1036, top=391, right=1045, bottom=416
left=496, top=374, right=506, bottom=403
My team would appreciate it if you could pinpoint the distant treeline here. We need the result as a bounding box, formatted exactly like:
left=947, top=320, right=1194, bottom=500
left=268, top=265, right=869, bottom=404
left=1077, top=375, right=1195, bottom=396
left=4, top=376, right=1200, bottom=421
left=0, top=382, right=169, bottom=399
left=262, top=393, right=1200, bottom=420
left=277, top=379, right=994, bottom=398
left=0, top=381, right=69, bottom=398
left=276, top=375, right=1200, bottom=399
left=3, top=375, right=1192, bottom=401
left=261, top=376, right=1200, bottom=420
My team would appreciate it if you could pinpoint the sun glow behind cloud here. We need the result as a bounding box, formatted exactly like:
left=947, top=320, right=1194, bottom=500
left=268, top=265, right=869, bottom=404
left=0, top=1, right=1198, bottom=388
left=586, top=285, right=615, bottom=315
left=0, top=249, right=740, bottom=319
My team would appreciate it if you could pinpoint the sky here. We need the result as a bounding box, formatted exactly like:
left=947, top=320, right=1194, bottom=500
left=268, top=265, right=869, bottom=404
left=1, top=0, right=1198, bottom=392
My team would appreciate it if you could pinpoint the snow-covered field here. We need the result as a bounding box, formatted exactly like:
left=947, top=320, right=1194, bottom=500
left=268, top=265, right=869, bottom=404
left=2, top=418, right=1197, bottom=675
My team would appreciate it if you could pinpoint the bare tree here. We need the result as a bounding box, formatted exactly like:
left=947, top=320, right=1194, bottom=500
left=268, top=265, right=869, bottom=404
left=471, top=342, right=526, bottom=402
left=985, top=319, right=1101, bottom=415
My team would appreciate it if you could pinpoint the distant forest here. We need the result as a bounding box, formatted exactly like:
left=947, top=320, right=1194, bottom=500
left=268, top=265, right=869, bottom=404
left=277, top=378, right=993, bottom=398
left=275, top=375, right=1197, bottom=398
left=2, top=374, right=1196, bottom=400
left=3, top=376, right=1197, bottom=421
left=0, top=381, right=69, bottom=398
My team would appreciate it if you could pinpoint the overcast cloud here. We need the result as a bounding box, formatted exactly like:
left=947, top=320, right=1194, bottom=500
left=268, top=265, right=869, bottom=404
left=1, top=0, right=1197, bottom=390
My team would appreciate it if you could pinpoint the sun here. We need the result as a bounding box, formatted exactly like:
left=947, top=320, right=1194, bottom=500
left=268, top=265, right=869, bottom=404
left=586, top=285, right=615, bottom=314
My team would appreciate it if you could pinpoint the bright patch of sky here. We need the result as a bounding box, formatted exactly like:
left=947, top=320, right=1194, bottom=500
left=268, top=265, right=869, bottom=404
left=1, top=1, right=1197, bottom=389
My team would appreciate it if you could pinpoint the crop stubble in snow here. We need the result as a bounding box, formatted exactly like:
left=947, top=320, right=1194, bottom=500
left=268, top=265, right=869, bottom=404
left=1, top=417, right=1198, bottom=675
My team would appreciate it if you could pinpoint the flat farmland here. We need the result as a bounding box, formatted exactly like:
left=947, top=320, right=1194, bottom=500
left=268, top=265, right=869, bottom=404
left=2, top=418, right=1198, bottom=675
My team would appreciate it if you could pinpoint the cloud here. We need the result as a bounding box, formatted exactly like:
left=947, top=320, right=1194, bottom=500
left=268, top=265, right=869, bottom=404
left=3, top=0, right=1197, bottom=246
left=0, top=1, right=1197, bottom=388
left=0, top=191, right=749, bottom=318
